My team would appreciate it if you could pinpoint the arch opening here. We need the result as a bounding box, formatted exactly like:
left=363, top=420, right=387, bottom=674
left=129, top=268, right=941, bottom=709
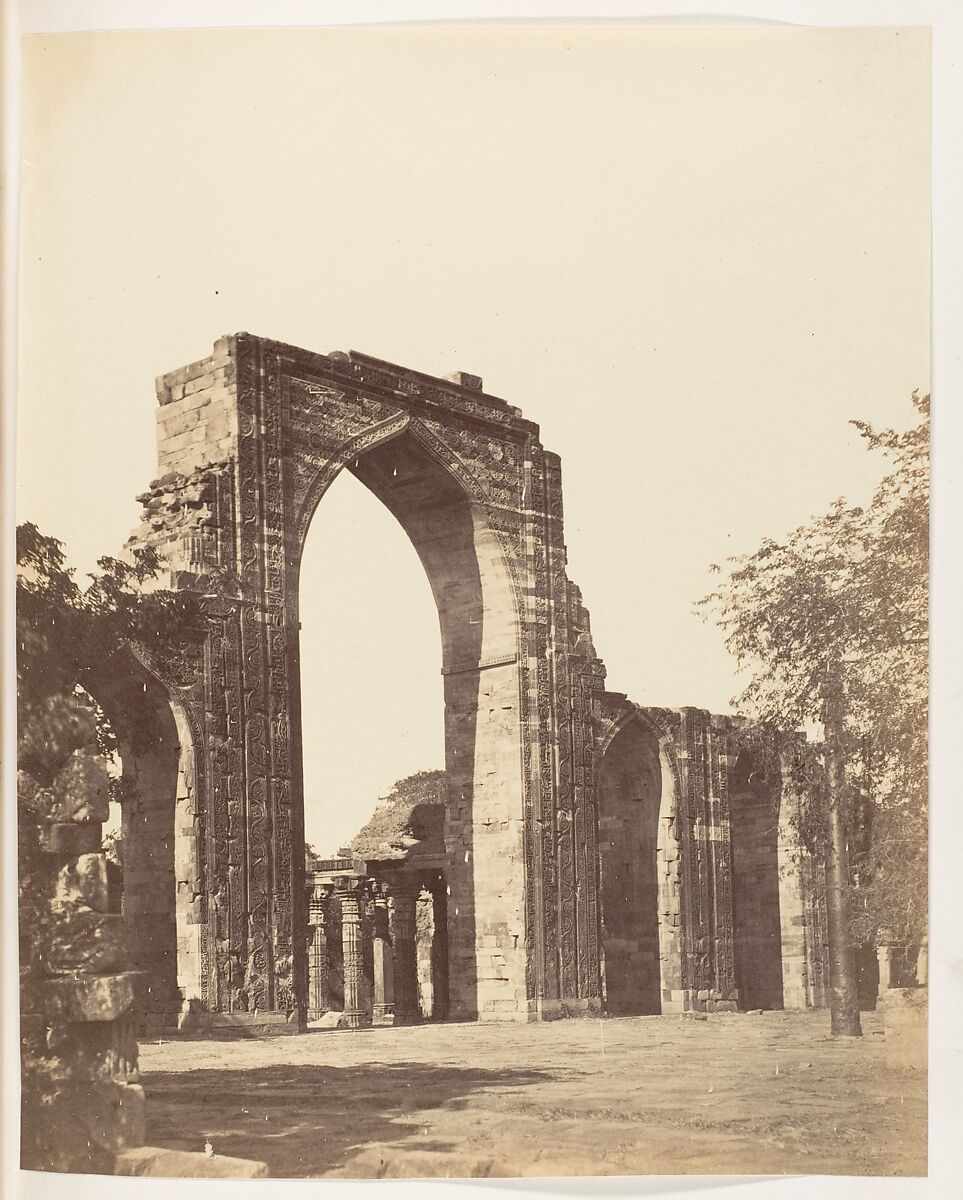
left=293, top=424, right=524, bottom=1022
left=597, top=716, right=678, bottom=1015
left=729, top=750, right=785, bottom=1011
left=88, top=653, right=202, bottom=1031
left=298, top=468, right=444, bottom=857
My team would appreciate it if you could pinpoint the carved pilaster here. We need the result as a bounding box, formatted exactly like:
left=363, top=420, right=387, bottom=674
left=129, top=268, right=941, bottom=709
left=335, top=879, right=368, bottom=1030
left=307, top=883, right=332, bottom=1019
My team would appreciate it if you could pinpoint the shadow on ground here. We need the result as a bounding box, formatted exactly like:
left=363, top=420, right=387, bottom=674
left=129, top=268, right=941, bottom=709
left=143, top=1059, right=548, bottom=1178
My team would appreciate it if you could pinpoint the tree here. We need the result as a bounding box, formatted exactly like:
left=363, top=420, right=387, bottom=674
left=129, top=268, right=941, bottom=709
left=17, top=523, right=198, bottom=758
left=698, top=394, right=928, bottom=1031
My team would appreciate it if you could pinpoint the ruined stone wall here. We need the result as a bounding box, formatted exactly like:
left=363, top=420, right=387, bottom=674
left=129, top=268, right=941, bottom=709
left=596, top=698, right=829, bottom=1014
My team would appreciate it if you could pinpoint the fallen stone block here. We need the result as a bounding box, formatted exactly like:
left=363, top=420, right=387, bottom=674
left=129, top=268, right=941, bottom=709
left=308, top=1009, right=344, bottom=1030
left=114, top=1147, right=268, bottom=1178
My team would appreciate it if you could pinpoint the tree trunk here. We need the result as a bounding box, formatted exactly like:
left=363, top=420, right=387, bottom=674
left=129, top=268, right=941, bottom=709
left=822, top=680, right=863, bottom=1037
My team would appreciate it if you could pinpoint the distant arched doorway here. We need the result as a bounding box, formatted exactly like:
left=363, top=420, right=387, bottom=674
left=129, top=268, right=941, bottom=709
left=91, top=649, right=202, bottom=1030
left=596, top=712, right=681, bottom=1015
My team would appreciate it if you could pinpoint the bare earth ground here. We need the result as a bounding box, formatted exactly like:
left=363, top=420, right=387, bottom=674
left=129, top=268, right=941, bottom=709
left=137, top=1010, right=926, bottom=1179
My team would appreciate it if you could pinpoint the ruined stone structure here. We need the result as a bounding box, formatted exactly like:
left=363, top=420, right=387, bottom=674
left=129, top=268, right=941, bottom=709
left=17, top=720, right=269, bottom=1176
left=110, top=333, right=830, bottom=1032
left=18, top=726, right=146, bottom=1172
left=594, top=700, right=830, bottom=1014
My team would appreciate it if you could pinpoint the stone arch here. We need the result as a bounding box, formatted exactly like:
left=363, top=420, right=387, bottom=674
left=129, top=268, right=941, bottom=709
left=130, top=334, right=612, bottom=1024
left=596, top=707, right=684, bottom=1015
left=87, top=647, right=203, bottom=1031
left=289, top=415, right=523, bottom=1021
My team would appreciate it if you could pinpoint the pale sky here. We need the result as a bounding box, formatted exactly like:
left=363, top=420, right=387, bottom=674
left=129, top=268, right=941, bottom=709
left=18, top=26, right=930, bottom=853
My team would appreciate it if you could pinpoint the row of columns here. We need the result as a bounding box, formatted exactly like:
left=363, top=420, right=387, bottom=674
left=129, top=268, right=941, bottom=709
left=307, top=871, right=448, bottom=1030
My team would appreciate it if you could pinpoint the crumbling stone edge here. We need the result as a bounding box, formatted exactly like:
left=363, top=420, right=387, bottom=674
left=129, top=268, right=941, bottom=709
left=114, top=1147, right=268, bottom=1178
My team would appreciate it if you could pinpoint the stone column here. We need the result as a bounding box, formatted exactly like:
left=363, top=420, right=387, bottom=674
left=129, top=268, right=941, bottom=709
left=336, top=878, right=368, bottom=1030
left=389, top=877, right=420, bottom=1026
left=430, top=881, right=450, bottom=1022
left=307, top=884, right=332, bottom=1019
left=370, top=882, right=395, bottom=1025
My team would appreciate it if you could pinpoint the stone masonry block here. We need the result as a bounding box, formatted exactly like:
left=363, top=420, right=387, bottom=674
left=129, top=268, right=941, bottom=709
left=41, top=822, right=103, bottom=857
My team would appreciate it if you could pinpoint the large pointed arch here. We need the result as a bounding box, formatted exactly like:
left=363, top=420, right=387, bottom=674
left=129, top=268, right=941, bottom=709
left=288, top=412, right=525, bottom=1020
left=129, top=334, right=610, bottom=1023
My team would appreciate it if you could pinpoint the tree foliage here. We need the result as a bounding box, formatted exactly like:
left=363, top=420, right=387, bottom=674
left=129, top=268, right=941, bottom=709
left=17, top=523, right=198, bottom=739
left=698, top=394, right=928, bottom=948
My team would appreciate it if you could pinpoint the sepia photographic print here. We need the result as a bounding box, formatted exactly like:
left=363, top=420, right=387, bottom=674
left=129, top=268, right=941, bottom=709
left=8, top=5, right=953, bottom=1196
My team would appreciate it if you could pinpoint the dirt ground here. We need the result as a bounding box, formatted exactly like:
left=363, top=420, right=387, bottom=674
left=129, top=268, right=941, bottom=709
left=137, top=1009, right=926, bottom=1180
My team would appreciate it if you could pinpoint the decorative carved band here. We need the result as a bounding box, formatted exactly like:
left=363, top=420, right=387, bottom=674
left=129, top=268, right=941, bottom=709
left=440, top=652, right=518, bottom=677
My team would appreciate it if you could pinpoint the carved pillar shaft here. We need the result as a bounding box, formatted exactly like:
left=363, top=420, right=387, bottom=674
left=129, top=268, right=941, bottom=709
left=337, top=883, right=368, bottom=1030
left=307, top=885, right=330, bottom=1018
left=371, top=890, right=394, bottom=1025
left=389, top=883, right=419, bottom=1026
